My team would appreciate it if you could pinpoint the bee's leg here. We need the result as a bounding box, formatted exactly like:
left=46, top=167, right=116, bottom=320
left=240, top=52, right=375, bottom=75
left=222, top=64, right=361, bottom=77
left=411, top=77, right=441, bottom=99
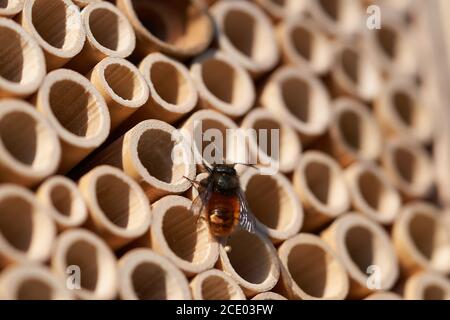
left=183, top=175, right=200, bottom=190
left=218, top=236, right=232, bottom=253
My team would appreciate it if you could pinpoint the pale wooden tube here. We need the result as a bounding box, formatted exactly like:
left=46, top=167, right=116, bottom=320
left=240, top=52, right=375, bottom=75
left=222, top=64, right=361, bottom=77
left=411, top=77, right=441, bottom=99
left=78, top=165, right=152, bottom=250
left=404, top=272, right=450, bottom=300
left=276, top=233, right=349, bottom=300
left=241, top=108, right=301, bottom=173
left=210, top=0, right=279, bottom=77
left=260, top=66, right=331, bottom=144
left=72, top=0, right=102, bottom=7
left=293, top=151, right=350, bottom=232
left=19, top=0, right=86, bottom=71
left=0, top=184, right=56, bottom=267
left=52, top=228, right=117, bottom=300
left=118, top=248, right=191, bottom=300
left=365, top=292, right=402, bottom=300
left=190, top=269, right=245, bottom=300
left=321, top=213, right=400, bottom=299
left=345, top=161, right=401, bottom=225
left=0, top=100, right=61, bottom=187
left=0, top=0, right=23, bottom=17
left=329, top=98, right=383, bottom=167
left=381, top=138, right=434, bottom=199
left=35, top=69, right=111, bottom=174
left=374, top=77, right=432, bottom=144
left=89, top=57, right=149, bottom=130
left=240, top=167, right=303, bottom=243
left=0, top=264, right=72, bottom=300
left=277, top=16, right=333, bottom=75
left=190, top=49, right=255, bottom=118
left=0, top=18, right=46, bottom=98
left=36, top=175, right=88, bottom=231
left=86, top=119, right=195, bottom=201
left=217, top=229, right=280, bottom=297
left=254, top=0, right=308, bottom=21
left=116, top=0, right=213, bottom=59
left=393, top=202, right=450, bottom=275
left=252, top=292, right=287, bottom=300
left=67, top=2, right=136, bottom=74
left=149, top=195, right=218, bottom=276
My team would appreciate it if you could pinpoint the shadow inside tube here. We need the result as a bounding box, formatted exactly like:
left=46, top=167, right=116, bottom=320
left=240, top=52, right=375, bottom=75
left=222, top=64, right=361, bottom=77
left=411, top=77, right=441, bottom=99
left=66, top=240, right=99, bottom=291
left=224, top=9, right=255, bottom=59
left=0, top=197, right=33, bottom=253
left=0, top=27, right=24, bottom=83
left=305, top=162, right=332, bottom=205
left=90, top=9, right=119, bottom=51
left=32, top=0, right=68, bottom=49
left=132, top=262, right=168, bottom=300
left=17, top=280, right=53, bottom=300
left=345, top=226, right=374, bottom=274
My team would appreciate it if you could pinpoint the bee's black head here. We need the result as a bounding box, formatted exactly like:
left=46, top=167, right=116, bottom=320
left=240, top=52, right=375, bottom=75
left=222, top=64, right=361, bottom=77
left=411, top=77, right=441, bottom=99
left=211, top=164, right=237, bottom=176
left=208, top=164, right=239, bottom=194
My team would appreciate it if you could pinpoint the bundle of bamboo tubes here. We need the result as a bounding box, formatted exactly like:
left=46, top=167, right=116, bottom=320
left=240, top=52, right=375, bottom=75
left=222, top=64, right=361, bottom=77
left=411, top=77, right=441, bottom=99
left=0, top=0, right=449, bottom=300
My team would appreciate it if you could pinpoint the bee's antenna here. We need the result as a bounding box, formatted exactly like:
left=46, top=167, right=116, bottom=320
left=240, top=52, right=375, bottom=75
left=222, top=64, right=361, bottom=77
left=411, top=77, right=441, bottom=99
left=202, top=161, right=213, bottom=173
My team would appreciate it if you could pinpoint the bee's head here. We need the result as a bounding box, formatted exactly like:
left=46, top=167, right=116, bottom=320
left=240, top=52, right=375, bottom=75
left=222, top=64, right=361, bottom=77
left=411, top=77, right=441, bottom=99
left=211, top=164, right=237, bottom=176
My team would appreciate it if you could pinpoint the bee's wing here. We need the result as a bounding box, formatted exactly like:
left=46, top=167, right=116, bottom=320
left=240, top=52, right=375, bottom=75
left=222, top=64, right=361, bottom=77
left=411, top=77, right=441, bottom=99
left=190, top=179, right=213, bottom=216
left=238, top=188, right=257, bottom=234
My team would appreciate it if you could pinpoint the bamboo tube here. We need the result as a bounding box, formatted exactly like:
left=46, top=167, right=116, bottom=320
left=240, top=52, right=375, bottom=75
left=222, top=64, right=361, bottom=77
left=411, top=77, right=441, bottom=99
left=0, top=184, right=56, bottom=267
left=0, top=0, right=23, bottom=17
left=277, top=16, right=333, bottom=75
left=118, top=248, right=191, bottom=300
left=254, top=0, right=308, bottom=21
left=321, top=213, right=400, bottom=299
left=365, top=292, right=402, bottom=300
left=293, top=151, right=350, bottom=232
left=381, top=138, right=433, bottom=199
left=404, top=271, right=450, bottom=300
left=19, top=0, right=86, bottom=71
left=72, top=0, right=102, bottom=7
left=260, top=66, right=330, bottom=144
left=374, top=77, right=432, bottom=144
left=345, top=161, right=401, bottom=225
left=51, top=228, right=117, bottom=300
left=78, top=165, right=152, bottom=250
left=329, top=98, right=383, bottom=167
left=35, top=69, right=111, bottom=174
left=89, top=57, right=149, bottom=130
left=190, top=49, right=255, bottom=118
left=125, top=52, right=198, bottom=124
left=330, top=42, right=382, bottom=101
left=276, top=233, right=349, bottom=300
left=85, top=119, right=195, bottom=201
left=210, top=0, right=279, bottom=77
left=0, top=264, right=73, bottom=300
left=190, top=269, right=245, bottom=300
left=0, top=18, right=46, bottom=98
left=149, top=195, right=218, bottom=276
left=36, top=175, right=88, bottom=231
left=240, top=167, right=303, bottom=243
left=241, top=108, right=301, bottom=173
left=217, top=229, right=280, bottom=296
left=116, top=0, right=213, bottom=59
left=0, top=99, right=61, bottom=187
left=67, top=2, right=136, bottom=74
left=252, top=292, right=287, bottom=300
left=392, top=202, right=450, bottom=275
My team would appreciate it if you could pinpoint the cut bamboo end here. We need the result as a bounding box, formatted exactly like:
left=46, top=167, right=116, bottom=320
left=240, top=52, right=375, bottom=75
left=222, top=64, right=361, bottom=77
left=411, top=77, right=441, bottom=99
left=190, top=269, right=245, bottom=300
left=240, top=168, right=303, bottom=243
left=89, top=119, right=195, bottom=201
left=35, top=69, right=110, bottom=173
left=393, top=202, right=450, bottom=275
left=277, top=17, right=333, bottom=75
left=20, top=0, right=86, bottom=70
left=52, top=228, right=117, bottom=300
left=321, top=213, right=399, bottom=299
left=329, top=98, right=383, bottom=167
left=0, top=0, right=23, bottom=17
left=116, top=0, right=213, bottom=58
left=191, top=49, right=255, bottom=118
left=277, top=233, right=349, bottom=300
left=0, top=99, right=61, bottom=187
left=252, top=292, right=287, bottom=300
left=0, top=18, right=46, bottom=98
left=254, top=0, right=308, bottom=20
left=211, top=0, right=279, bottom=76
left=79, top=165, right=152, bottom=250
left=118, top=248, right=191, bottom=300
left=241, top=108, right=301, bottom=173
left=0, top=184, right=56, bottom=266
left=150, top=195, right=218, bottom=276
left=89, top=57, right=149, bottom=130
left=260, top=66, right=330, bottom=143
left=330, top=43, right=382, bottom=101
left=36, top=175, right=88, bottom=230
left=404, top=271, right=450, bottom=300
left=374, top=77, right=432, bottom=144
left=72, top=0, right=101, bottom=7
left=0, top=264, right=72, bottom=300
left=382, top=138, right=433, bottom=199
left=217, top=229, right=280, bottom=296
left=345, top=162, right=401, bottom=225
left=365, top=291, right=402, bottom=300
left=293, top=151, right=350, bottom=232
